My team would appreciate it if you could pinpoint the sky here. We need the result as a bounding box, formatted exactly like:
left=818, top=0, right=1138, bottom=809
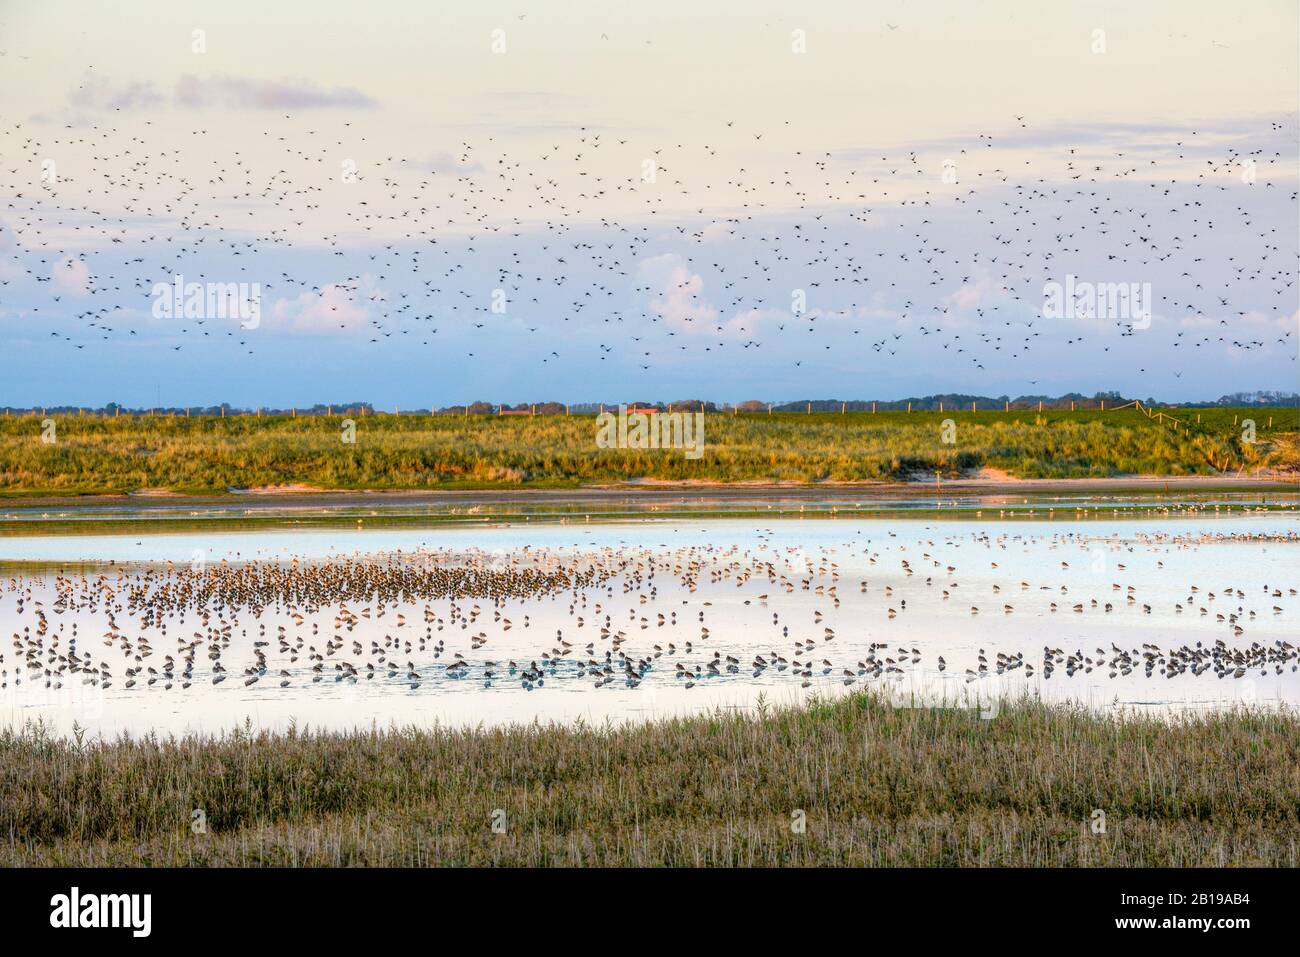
left=0, top=0, right=1297, bottom=408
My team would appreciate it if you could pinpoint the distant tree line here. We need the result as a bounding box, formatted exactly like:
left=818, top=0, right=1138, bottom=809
left=4, top=391, right=1295, bottom=416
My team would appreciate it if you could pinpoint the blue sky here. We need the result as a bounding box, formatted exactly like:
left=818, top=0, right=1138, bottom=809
left=1, top=0, right=1296, bottom=407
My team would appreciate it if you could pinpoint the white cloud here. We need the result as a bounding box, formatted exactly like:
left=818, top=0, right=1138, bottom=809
left=175, top=74, right=377, bottom=110
left=267, top=281, right=376, bottom=334
left=699, top=221, right=735, bottom=242
left=52, top=258, right=93, bottom=296
left=67, top=72, right=164, bottom=111
left=640, top=253, right=718, bottom=331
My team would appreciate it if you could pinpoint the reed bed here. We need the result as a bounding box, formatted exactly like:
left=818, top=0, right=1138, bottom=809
left=3, top=694, right=1297, bottom=866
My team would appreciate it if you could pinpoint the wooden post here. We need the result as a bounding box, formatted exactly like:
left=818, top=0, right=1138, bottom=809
left=1038, top=400, right=1043, bottom=412
left=768, top=404, right=772, bottom=414
left=971, top=401, right=976, bottom=413
left=907, top=401, right=911, bottom=413
left=841, top=402, right=845, bottom=414
left=1070, top=400, right=1075, bottom=411
left=531, top=404, right=536, bottom=416
left=1101, top=400, right=1105, bottom=411
left=939, top=401, right=944, bottom=413
left=292, top=408, right=296, bottom=418
left=807, top=402, right=811, bottom=415
left=872, top=401, right=876, bottom=414
left=1005, top=400, right=1009, bottom=412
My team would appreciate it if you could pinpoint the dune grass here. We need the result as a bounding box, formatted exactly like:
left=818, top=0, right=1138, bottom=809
left=0, top=407, right=1295, bottom=494
left=2, top=693, right=1297, bottom=866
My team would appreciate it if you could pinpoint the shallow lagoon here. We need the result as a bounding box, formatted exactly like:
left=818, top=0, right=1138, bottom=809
left=1, top=507, right=1296, bottom=737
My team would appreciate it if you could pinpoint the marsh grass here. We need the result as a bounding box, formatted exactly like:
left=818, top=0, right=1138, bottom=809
left=1, top=408, right=1295, bottom=494
left=3, top=693, right=1297, bottom=866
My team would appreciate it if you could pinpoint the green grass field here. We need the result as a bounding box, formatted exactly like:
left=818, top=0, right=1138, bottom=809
left=3, top=693, right=1296, bottom=866
left=0, top=407, right=1295, bottom=495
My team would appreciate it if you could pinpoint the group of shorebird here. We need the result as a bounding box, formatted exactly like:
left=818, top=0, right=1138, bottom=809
left=4, top=96, right=1294, bottom=381
left=2, top=532, right=1296, bottom=702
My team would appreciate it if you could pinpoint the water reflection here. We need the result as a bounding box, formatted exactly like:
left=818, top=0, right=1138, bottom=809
left=1, top=511, right=1295, bottom=737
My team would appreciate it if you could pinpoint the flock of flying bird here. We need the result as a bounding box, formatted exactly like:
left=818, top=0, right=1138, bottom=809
left=1, top=96, right=1295, bottom=386
left=2, top=530, right=1295, bottom=720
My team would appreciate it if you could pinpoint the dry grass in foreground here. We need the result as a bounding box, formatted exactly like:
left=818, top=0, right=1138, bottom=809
left=2, top=693, right=1298, bottom=866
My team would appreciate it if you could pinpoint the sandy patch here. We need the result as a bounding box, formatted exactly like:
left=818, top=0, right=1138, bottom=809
left=228, top=483, right=335, bottom=495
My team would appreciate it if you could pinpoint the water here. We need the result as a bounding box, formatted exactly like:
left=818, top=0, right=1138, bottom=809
left=3, top=487, right=1293, bottom=531
left=1, top=509, right=1296, bottom=737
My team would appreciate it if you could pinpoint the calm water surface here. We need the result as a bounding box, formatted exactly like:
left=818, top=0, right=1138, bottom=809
left=2, top=508, right=1296, bottom=737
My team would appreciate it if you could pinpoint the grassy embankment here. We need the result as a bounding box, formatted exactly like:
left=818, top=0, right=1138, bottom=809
left=2, top=693, right=1297, bottom=866
left=0, top=407, right=1295, bottom=496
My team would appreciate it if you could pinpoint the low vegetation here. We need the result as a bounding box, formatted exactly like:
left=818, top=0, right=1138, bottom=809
left=2, top=694, right=1297, bottom=866
left=0, top=407, right=1295, bottom=494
